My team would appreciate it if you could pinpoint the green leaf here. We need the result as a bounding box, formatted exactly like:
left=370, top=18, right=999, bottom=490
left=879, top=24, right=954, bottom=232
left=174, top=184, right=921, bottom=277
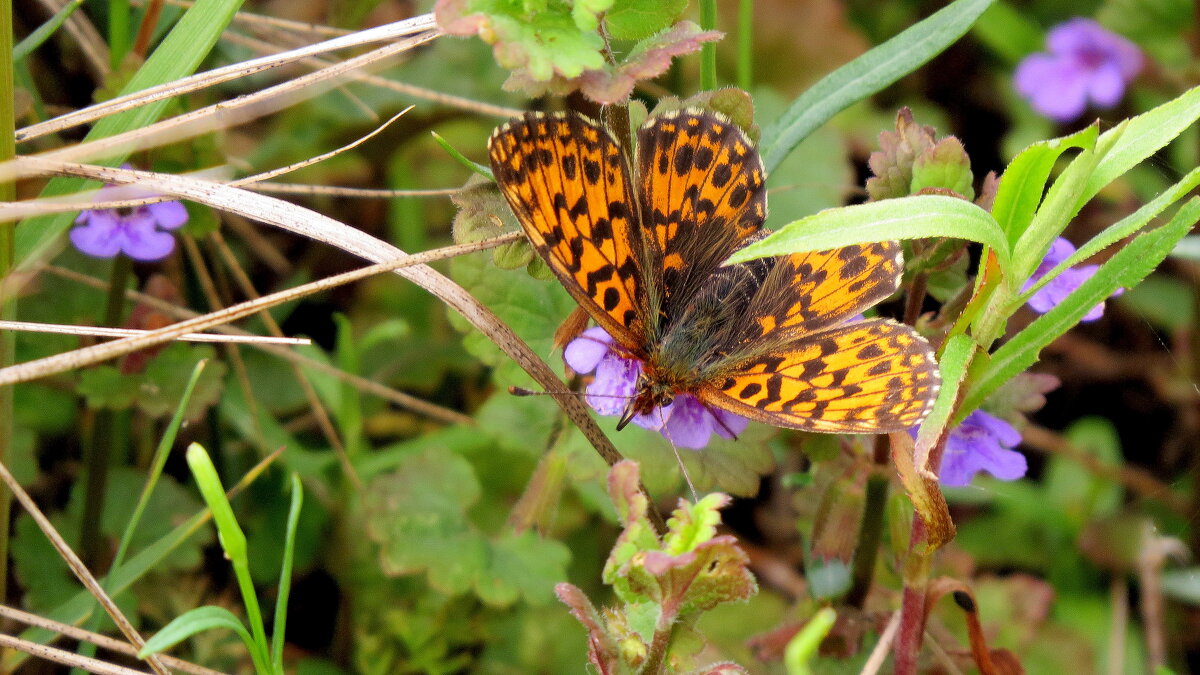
left=1044, top=417, right=1123, bottom=527
left=138, top=344, right=226, bottom=418
left=272, top=475, right=304, bottom=673
left=604, top=0, right=687, bottom=40
left=784, top=608, right=837, bottom=675
left=969, top=1, right=1043, bottom=65
left=992, top=125, right=1097, bottom=246
left=962, top=198, right=1200, bottom=414
left=1010, top=134, right=1103, bottom=282
left=915, top=334, right=976, bottom=452
left=726, top=195, right=1008, bottom=269
left=139, top=605, right=255, bottom=658
left=662, top=493, right=729, bottom=556
left=1015, top=165, right=1200, bottom=308
left=14, top=0, right=246, bottom=266
left=360, top=445, right=485, bottom=596
left=477, top=531, right=571, bottom=607
left=758, top=0, right=995, bottom=173
left=76, top=366, right=139, bottom=410
left=1081, top=84, right=1200, bottom=207
left=432, top=131, right=493, bottom=180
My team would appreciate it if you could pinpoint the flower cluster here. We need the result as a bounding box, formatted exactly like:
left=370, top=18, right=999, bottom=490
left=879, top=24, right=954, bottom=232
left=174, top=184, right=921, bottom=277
left=1024, top=237, right=1122, bottom=321
left=71, top=182, right=188, bottom=262
left=563, top=326, right=749, bottom=449
left=1014, top=18, right=1143, bottom=123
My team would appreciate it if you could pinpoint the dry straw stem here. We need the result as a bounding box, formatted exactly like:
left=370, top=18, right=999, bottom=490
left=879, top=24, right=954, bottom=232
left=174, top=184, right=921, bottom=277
left=0, top=604, right=226, bottom=675
left=0, top=457, right=170, bottom=675
left=44, top=263, right=474, bottom=426
left=16, top=14, right=437, bottom=142
left=7, top=108, right=410, bottom=219
left=13, top=160, right=631, bottom=470
left=219, top=27, right=526, bottom=119
left=0, top=320, right=310, bottom=345
left=0, top=24, right=439, bottom=194
left=34, top=0, right=109, bottom=78
left=143, top=0, right=352, bottom=39
left=0, top=632, right=155, bottom=675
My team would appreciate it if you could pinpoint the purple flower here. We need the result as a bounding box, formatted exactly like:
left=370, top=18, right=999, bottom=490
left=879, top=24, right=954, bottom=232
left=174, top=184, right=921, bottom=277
left=71, top=181, right=188, bottom=261
left=939, top=410, right=1027, bottom=487
left=1023, top=237, right=1122, bottom=321
left=1014, top=18, right=1143, bottom=123
left=563, top=326, right=750, bottom=449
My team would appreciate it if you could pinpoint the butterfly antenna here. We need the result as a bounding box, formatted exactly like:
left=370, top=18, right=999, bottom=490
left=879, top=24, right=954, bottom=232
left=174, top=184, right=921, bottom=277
left=658, top=407, right=698, bottom=502
left=508, top=386, right=633, bottom=402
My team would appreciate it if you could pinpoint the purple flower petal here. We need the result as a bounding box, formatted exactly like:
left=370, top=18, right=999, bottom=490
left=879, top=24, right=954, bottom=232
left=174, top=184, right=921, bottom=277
left=939, top=410, right=1027, bottom=487
left=147, top=200, right=189, bottom=229
left=1023, top=238, right=1115, bottom=321
left=659, top=395, right=714, bottom=449
left=70, top=173, right=189, bottom=261
left=560, top=325, right=752, bottom=448
left=120, top=217, right=178, bottom=261
left=1027, top=61, right=1090, bottom=122
left=1087, top=62, right=1126, bottom=107
left=69, top=214, right=123, bottom=258
left=1014, top=18, right=1143, bottom=123
left=586, top=353, right=638, bottom=416
left=713, top=408, right=750, bottom=439
left=564, top=326, right=614, bottom=374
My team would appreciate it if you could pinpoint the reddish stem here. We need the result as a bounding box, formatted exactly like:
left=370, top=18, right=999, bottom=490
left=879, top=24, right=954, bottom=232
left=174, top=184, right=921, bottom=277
left=894, top=516, right=930, bottom=674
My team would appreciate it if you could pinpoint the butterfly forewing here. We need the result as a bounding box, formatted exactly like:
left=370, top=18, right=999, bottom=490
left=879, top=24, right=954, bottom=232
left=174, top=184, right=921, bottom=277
left=489, top=112, right=649, bottom=346
left=702, top=319, right=939, bottom=433
left=741, top=242, right=905, bottom=340
left=637, top=110, right=767, bottom=320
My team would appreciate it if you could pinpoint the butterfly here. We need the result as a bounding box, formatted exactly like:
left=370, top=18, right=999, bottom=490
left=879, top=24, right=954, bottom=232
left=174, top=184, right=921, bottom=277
left=487, top=109, right=940, bottom=435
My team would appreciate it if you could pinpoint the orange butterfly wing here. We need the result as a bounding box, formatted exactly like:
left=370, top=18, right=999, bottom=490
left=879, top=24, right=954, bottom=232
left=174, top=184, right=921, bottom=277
left=489, top=112, right=649, bottom=346
left=700, top=319, right=939, bottom=433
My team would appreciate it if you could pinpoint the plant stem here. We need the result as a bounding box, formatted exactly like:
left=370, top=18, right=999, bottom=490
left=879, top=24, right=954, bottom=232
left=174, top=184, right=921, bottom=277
left=0, top=0, right=17, bottom=607
left=893, top=516, right=930, bottom=674
left=844, top=437, right=891, bottom=608
left=699, top=0, right=717, bottom=90
left=108, top=0, right=131, bottom=69
left=79, top=256, right=132, bottom=569
left=736, top=0, right=752, bottom=90
left=640, top=606, right=677, bottom=675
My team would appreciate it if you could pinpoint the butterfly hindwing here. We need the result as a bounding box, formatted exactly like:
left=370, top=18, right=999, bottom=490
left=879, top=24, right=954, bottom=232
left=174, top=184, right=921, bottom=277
left=701, top=319, right=939, bottom=433
left=637, top=110, right=767, bottom=320
left=740, top=242, right=905, bottom=340
left=489, top=112, right=648, bottom=346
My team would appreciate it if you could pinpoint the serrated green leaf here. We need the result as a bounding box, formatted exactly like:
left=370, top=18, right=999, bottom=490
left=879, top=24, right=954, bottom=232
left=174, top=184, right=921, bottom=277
left=361, top=446, right=486, bottom=595
left=759, top=0, right=995, bottom=173
left=992, top=124, right=1097, bottom=247
left=138, top=344, right=226, bottom=418
left=663, top=494, right=728, bottom=556
left=1081, top=84, right=1200, bottom=207
left=727, top=195, right=1009, bottom=270
left=963, top=198, right=1200, bottom=414
left=77, top=366, right=139, bottom=410
left=1016, top=165, right=1200, bottom=308
left=139, top=605, right=255, bottom=658
left=605, top=0, right=687, bottom=40
left=478, top=531, right=571, bottom=607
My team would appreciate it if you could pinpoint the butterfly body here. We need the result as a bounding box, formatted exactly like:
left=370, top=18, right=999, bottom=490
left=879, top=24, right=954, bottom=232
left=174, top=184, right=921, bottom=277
left=489, top=109, right=940, bottom=436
